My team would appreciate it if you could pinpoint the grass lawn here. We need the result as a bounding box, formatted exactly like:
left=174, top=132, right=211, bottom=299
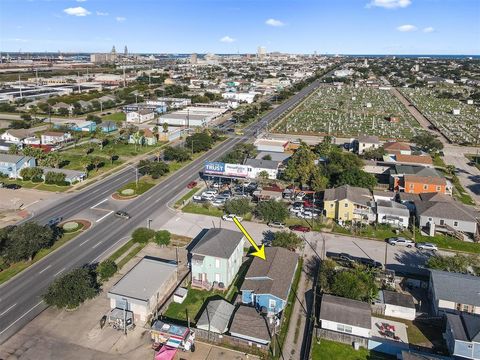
left=108, top=239, right=136, bottom=262
left=117, top=243, right=146, bottom=269
left=311, top=339, right=395, bottom=360
left=163, top=287, right=226, bottom=324
left=175, top=187, right=200, bottom=207
left=102, top=112, right=126, bottom=121
left=0, top=178, right=71, bottom=192
left=0, top=228, right=84, bottom=284
left=182, top=202, right=225, bottom=218
left=117, top=180, right=155, bottom=196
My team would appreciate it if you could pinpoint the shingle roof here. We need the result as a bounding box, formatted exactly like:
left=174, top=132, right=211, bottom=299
left=383, top=142, right=411, bottom=152
left=391, top=165, right=441, bottom=178
left=229, top=306, right=272, bottom=343
left=395, top=154, right=433, bottom=165
left=241, top=247, right=298, bottom=301
left=244, top=158, right=280, bottom=170
left=404, top=174, right=446, bottom=186
left=416, top=199, right=478, bottom=222
left=358, top=135, right=380, bottom=144
left=376, top=200, right=410, bottom=217
left=446, top=312, right=480, bottom=342
left=430, top=270, right=480, bottom=306
left=191, top=228, right=244, bottom=259
left=0, top=154, right=33, bottom=164
left=196, top=299, right=235, bottom=334
left=320, top=294, right=371, bottom=329
left=324, top=185, right=372, bottom=206
left=382, top=290, right=415, bottom=309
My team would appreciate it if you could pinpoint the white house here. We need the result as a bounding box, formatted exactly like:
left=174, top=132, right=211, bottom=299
left=41, top=131, right=72, bottom=145
left=244, top=158, right=280, bottom=180
left=381, top=290, right=416, bottom=321
left=0, top=129, right=32, bottom=144
left=376, top=200, right=410, bottom=229
left=354, top=135, right=380, bottom=155
left=254, top=139, right=289, bottom=153
left=222, top=92, right=257, bottom=104
left=320, top=294, right=371, bottom=339
left=126, top=109, right=155, bottom=123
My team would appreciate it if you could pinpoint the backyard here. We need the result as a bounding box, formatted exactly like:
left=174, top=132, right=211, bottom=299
left=311, top=339, right=395, bottom=360
left=274, top=85, right=424, bottom=140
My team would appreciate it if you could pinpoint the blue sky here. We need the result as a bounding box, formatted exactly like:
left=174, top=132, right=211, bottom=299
left=1, top=0, right=479, bottom=54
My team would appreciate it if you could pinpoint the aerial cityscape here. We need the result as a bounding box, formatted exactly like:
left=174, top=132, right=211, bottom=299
left=0, top=0, right=479, bottom=359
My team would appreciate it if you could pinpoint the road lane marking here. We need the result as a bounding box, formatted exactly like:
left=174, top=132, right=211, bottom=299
left=92, top=237, right=128, bottom=263
left=91, top=198, right=108, bottom=209
left=96, top=211, right=113, bottom=223
left=79, top=239, right=90, bottom=247
left=0, top=303, right=17, bottom=317
left=54, top=268, right=65, bottom=277
left=38, top=265, right=51, bottom=274
left=92, top=241, right=102, bottom=249
left=0, top=301, right=43, bottom=336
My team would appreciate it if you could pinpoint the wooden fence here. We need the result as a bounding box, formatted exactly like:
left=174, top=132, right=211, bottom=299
left=194, top=328, right=268, bottom=355
left=315, top=328, right=369, bottom=349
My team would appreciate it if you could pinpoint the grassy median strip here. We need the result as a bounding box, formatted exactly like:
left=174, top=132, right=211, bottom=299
left=175, top=187, right=200, bottom=207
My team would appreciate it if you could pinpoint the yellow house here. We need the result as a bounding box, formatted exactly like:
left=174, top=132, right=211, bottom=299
left=323, top=185, right=374, bottom=223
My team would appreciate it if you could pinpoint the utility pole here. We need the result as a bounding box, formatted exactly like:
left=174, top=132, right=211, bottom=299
left=205, top=301, right=211, bottom=341
left=384, top=241, right=388, bottom=267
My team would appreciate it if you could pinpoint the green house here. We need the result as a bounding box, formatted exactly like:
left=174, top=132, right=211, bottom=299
left=190, top=229, right=245, bottom=290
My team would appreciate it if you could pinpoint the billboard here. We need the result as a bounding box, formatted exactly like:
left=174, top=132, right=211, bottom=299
left=204, top=161, right=248, bottom=178
left=204, top=161, right=225, bottom=175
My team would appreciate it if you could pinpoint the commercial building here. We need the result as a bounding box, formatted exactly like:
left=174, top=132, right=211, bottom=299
left=107, top=257, right=178, bottom=322
left=159, top=106, right=227, bottom=127
left=126, top=109, right=155, bottom=123
left=244, top=158, right=280, bottom=180
left=254, top=139, right=289, bottom=153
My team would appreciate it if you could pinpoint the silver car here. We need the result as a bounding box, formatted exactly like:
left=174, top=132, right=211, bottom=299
left=387, top=237, right=414, bottom=247
left=416, top=242, right=438, bottom=251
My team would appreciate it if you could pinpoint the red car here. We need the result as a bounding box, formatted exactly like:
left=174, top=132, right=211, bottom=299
left=187, top=181, right=197, bottom=189
left=289, top=225, right=311, bottom=233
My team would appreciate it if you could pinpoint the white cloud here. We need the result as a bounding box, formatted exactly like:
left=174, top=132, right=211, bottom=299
left=220, top=35, right=235, bottom=43
left=115, top=16, right=126, bottom=22
left=76, top=0, right=87, bottom=2
left=6, top=38, right=29, bottom=43
left=96, top=11, right=108, bottom=16
left=397, top=24, right=417, bottom=32
left=367, top=0, right=411, bottom=9
left=423, top=26, right=435, bottom=33
left=265, top=18, right=285, bottom=27
left=63, top=6, right=91, bottom=16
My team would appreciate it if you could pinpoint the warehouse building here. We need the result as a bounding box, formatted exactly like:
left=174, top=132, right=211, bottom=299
left=159, top=106, right=227, bottom=127
left=107, top=257, right=178, bottom=322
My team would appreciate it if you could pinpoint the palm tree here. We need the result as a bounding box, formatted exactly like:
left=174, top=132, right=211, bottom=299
left=48, top=152, right=62, bottom=168
left=152, top=126, right=159, bottom=141
left=162, top=122, right=169, bottom=133
left=106, top=148, right=116, bottom=165
left=91, top=156, right=102, bottom=172
left=132, top=131, right=143, bottom=151
left=81, top=157, right=92, bottom=177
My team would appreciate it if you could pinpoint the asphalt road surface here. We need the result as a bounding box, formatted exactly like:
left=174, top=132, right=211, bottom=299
left=0, top=77, right=324, bottom=344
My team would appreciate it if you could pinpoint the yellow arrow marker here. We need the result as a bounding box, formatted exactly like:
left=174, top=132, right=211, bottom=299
left=232, top=216, right=266, bottom=260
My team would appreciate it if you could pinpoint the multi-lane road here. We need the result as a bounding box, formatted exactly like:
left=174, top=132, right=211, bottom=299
left=0, top=77, right=324, bottom=344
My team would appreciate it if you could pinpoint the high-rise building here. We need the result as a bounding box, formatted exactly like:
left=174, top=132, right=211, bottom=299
left=257, top=46, right=267, bottom=59
left=124, top=46, right=128, bottom=56
left=111, top=46, right=116, bottom=55
left=190, top=53, right=197, bottom=64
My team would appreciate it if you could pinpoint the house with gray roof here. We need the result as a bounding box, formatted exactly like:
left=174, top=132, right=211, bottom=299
left=354, top=135, right=380, bottom=155
left=107, top=256, right=177, bottom=322
left=229, top=305, right=273, bottom=345
left=323, top=185, right=375, bottom=223
left=415, top=194, right=479, bottom=238
left=244, top=158, right=280, bottom=180
left=196, top=299, right=235, bottom=334
left=241, top=247, right=298, bottom=316
left=376, top=200, right=410, bottom=229
left=429, top=270, right=480, bottom=316
left=319, top=294, right=372, bottom=338
left=445, top=312, right=480, bottom=359
left=0, top=154, right=36, bottom=178
left=190, top=228, right=245, bottom=290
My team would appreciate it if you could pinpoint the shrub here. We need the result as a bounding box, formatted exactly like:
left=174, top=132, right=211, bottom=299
left=224, top=198, right=251, bottom=216
left=97, top=259, right=118, bottom=281
left=63, top=222, right=79, bottom=232
left=256, top=200, right=289, bottom=223
left=19, top=167, right=43, bottom=182
left=154, top=230, right=171, bottom=246
left=131, top=227, right=155, bottom=243
left=45, top=171, right=67, bottom=186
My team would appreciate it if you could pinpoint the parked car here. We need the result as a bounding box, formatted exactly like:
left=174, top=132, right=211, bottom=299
left=201, top=194, right=215, bottom=201
left=187, top=181, right=197, bottom=189
left=358, top=257, right=383, bottom=269
left=289, top=207, right=303, bottom=214
left=192, top=195, right=203, bottom=201
left=289, top=224, right=311, bottom=232
left=268, top=221, right=285, bottom=228
left=295, top=191, right=306, bottom=200
left=47, top=217, right=63, bottom=227
left=5, top=183, right=21, bottom=190
left=211, top=198, right=226, bottom=207
left=386, top=237, right=414, bottom=247
left=0, top=182, right=4, bottom=188
left=114, top=211, right=131, bottom=220
left=326, top=252, right=356, bottom=266
left=222, top=214, right=243, bottom=222
left=416, top=242, right=438, bottom=251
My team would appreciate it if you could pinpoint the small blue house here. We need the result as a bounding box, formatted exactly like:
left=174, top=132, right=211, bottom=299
left=99, top=121, right=118, bottom=133
left=55, top=121, right=96, bottom=133
left=0, top=154, right=36, bottom=178
left=445, top=312, right=480, bottom=360
left=241, top=247, right=298, bottom=316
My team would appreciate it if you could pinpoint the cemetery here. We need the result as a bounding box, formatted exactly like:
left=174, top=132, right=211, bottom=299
left=275, top=85, right=424, bottom=140
left=400, top=87, right=480, bottom=145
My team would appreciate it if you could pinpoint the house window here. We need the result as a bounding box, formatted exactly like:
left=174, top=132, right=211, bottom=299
left=337, top=324, right=345, bottom=332
left=409, top=184, right=414, bottom=189
left=344, top=203, right=348, bottom=208
left=215, top=273, right=221, bottom=283
left=330, top=203, right=334, bottom=208
left=454, top=221, right=458, bottom=227
left=269, top=299, right=276, bottom=309
left=440, top=219, right=445, bottom=225
left=423, top=184, right=428, bottom=190
left=344, top=326, right=352, bottom=334
left=436, top=186, right=441, bottom=191
left=215, top=259, right=220, bottom=268
left=336, top=324, right=352, bottom=334
left=428, top=218, right=432, bottom=222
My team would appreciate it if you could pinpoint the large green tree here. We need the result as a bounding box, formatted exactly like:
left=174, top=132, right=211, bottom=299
left=330, top=268, right=378, bottom=302
left=271, top=231, right=302, bottom=251
left=3, top=222, right=54, bottom=263
left=256, top=200, right=289, bottom=223
left=185, top=132, right=213, bottom=153
left=411, top=133, right=444, bottom=153
left=335, top=168, right=377, bottom=190
left=224, top=198, right=251, bottom=216
left=163, top=146, right=191, bottom=162
left=43, top=267, right=99, bottom=309
left=284, top=142, right=317, bottom=187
